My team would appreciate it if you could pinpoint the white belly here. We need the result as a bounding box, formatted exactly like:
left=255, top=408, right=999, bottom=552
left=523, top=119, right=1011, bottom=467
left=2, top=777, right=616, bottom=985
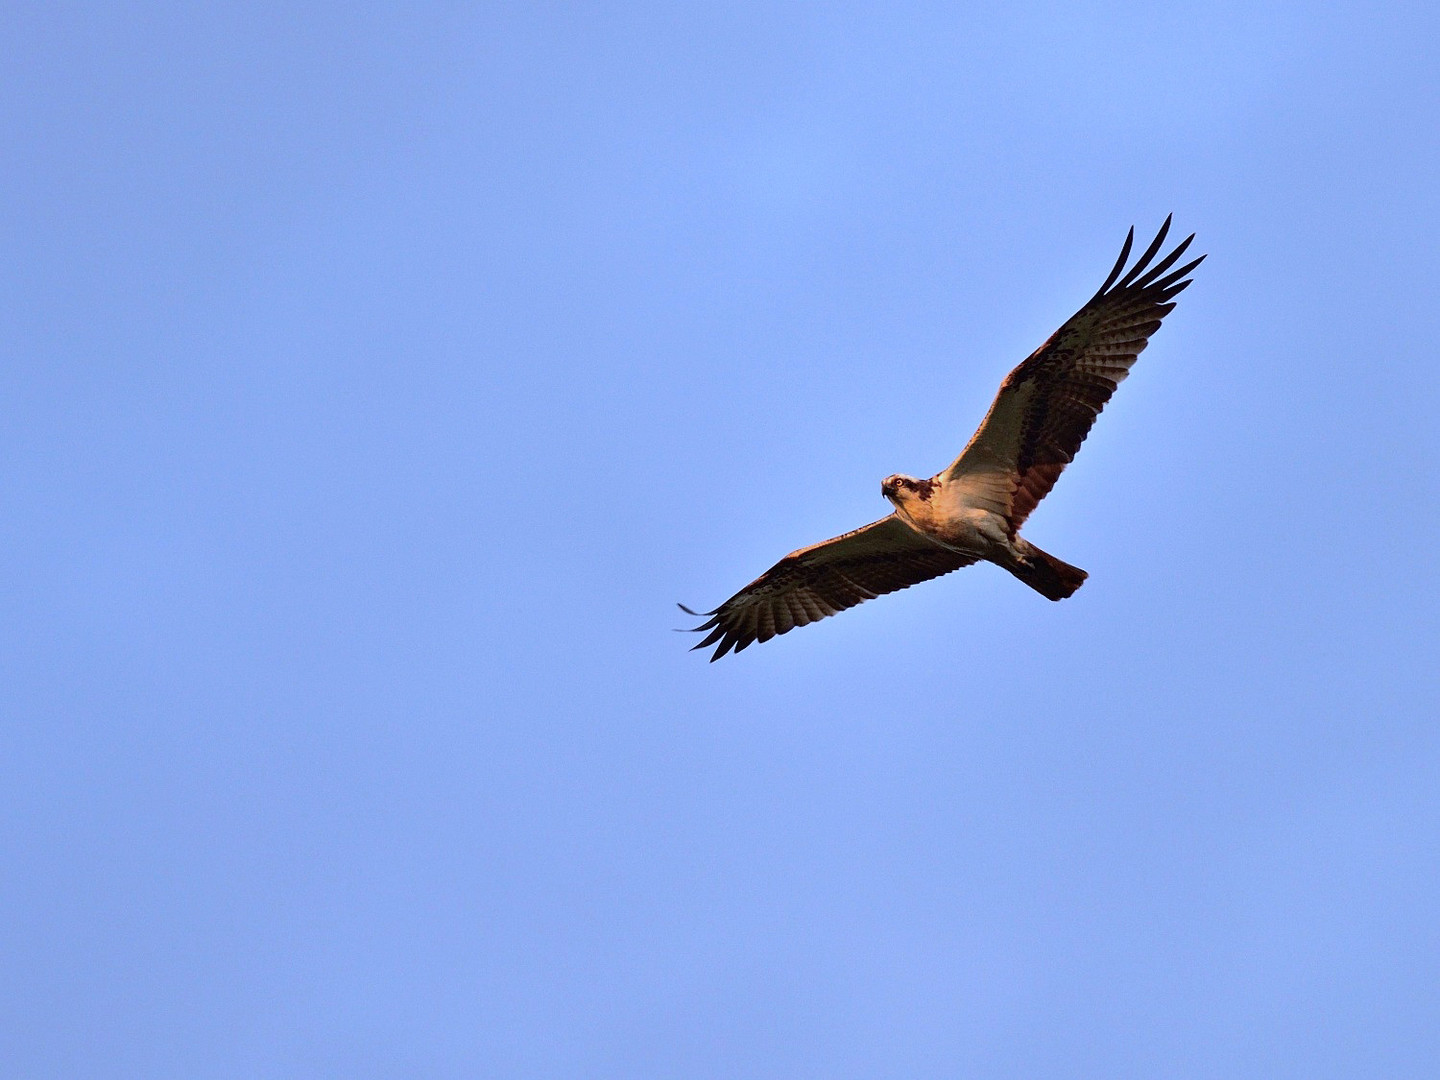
left=899, top=498, right=1011, bottom=558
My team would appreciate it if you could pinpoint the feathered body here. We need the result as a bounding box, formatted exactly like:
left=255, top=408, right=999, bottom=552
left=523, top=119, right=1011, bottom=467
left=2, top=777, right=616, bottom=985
left=684, top=218, right=1204, bottom=660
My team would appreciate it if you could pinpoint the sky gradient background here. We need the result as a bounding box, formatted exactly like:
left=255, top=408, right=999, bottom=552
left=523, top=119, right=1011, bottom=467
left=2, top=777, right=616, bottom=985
left=3, top=3, right=1439, bottom=1077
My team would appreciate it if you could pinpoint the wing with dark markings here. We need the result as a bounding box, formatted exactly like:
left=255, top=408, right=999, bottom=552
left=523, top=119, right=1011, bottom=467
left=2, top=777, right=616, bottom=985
left=943, top=216, right=1204, bottom=530
left=681, top=515, right=976, bottom=661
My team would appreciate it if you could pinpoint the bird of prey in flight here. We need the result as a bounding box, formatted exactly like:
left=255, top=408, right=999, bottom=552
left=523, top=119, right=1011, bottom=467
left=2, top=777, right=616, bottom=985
left=682, top=217, right=1203, bottom=661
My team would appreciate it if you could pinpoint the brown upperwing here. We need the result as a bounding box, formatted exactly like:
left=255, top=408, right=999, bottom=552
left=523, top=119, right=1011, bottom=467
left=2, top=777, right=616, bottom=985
left=681, top=515, right=976, bottom=661
left=943, top=217, right=1204, bottom=531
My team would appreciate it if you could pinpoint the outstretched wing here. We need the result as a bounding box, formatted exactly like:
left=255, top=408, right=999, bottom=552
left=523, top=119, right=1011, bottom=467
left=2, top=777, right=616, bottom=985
left=943, top=217, right=1204, bottom=530
left=682, top=515, right=976, bottom=661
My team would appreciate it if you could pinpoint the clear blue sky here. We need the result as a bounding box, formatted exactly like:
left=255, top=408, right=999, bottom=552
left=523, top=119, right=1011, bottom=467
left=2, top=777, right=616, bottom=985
left=3, top=3, right=1438, bottom=1076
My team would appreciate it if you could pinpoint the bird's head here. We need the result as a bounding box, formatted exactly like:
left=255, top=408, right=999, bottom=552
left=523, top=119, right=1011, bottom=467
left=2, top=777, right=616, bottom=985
left=881, top=474, right=936, bottom=507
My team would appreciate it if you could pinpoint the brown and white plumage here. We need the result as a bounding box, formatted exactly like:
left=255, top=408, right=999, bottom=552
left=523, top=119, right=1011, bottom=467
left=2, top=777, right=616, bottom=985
left=684, top=218, right=1203, bottom=660
left=680, top=517, right=978, bottom=659
left=941, top=216, right=1203, bottom=528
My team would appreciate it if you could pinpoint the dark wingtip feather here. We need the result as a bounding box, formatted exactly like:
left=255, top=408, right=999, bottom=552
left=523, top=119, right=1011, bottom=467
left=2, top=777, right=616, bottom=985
left=1116, top=216, right=1173, bottom=289
left=1094, top=225, right=1136, bottom=298
left=1132, top=232, right=1195, bottom=290
left=1152, top=253, right=1207, bottom=293
left=693, top=622, right=726, bottom=648
left=679, top=602, right=724, bottom=638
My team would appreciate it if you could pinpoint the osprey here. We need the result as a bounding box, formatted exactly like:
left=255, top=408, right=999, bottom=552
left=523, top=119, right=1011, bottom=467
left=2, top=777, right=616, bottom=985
left=682, top=218, right=1204, bottom=661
